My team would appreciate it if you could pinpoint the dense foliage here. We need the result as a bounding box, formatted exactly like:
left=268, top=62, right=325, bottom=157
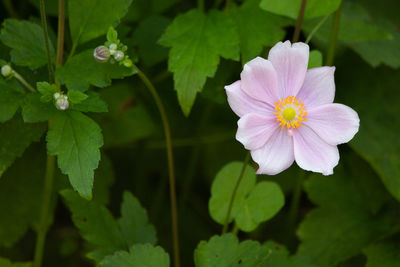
left=0, top=0, right=399, bottom=266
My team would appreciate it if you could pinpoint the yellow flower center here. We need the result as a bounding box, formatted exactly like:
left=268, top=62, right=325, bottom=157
left=274, top=96, right=307, bottom=129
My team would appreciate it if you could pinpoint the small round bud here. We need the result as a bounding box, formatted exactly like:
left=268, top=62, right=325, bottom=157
left=94, top=46, right=111, bottom=62
left=1, top=65, right=13, bottom=77
left=55, top=95, right=69, bottom=110
left=54, top=92, right=61, bottom=100
left=123, top=58, right=133, bottom=68
left=114, top=50, right=124, bottom=61
left=109, top=43, right=118, bottom=51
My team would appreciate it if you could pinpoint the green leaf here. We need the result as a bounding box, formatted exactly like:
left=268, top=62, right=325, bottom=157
left=21, top=93, right=57, bottom=123
left=227, top=0, right=288, bottom=64
left=336, top=55, right=400, bottom=200
left=100, top=244, right=170, bottom=267
left=107, top=27, right=119, bottom=43
left=0, top=258, right=31, bottom=267
left=364, top=239, right=400, bottom=267
left=159, top=9, right=240, bottom=115
left=260, top=0, right=341, bottom=20
left=47, top=111, right=103, bottom=199
left=91, top=153, right=115, bottom=205
left=71, top=91, right=108, bottom=113
left=61, top=189, right=126, bottom=259
left=69, top=0, right=132, bottom=45
left=132, top=15, right=171, bottom=67
left=68, top=90, right=88, bottom=104
left=235, top=181, right=284, bottom=232
left=209, top=162, right=284, bottom=232
left=118, top=191, right=157, bottom=247
left=37, top=81, right=57, bottom=103
left=303, top=2, right=392, bottom=43
left=56, top=50, right=135, bottom=92
left=297, top=152, right=395, bottom=266
left=0, top=145, right=54, bottom=247
left=62, top=189, right=157, bottom=262
left=0, top=117, right=45, bottom=177
left=308, top=50, right=323, bottom=68
left=194, top=234, right=270, bottom=266
left=209, top=162, right=256, bottom=224
left=0, top=80, right=24, bottom=122
left=0, top=19, right=55, bottom=69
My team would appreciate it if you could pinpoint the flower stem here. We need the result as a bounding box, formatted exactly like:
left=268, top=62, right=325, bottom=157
left=33, top=1, right=65, bottom=265
left=197, top=0, right=204, bottom=11
left=232, top=223, right=239, bottom=236
left=292, top=0, right=307, bottom=43
left=2, top=0, right=18, bottom=18
left=305, top=14, right=330, bottom=44
left=325, top=2, right=342, bottom=66
left=33, top=152, right=56, bottom=267
left=55, top=0, right=65, bottom=91
left=285, top=170, right=306, bottom=243
left=39, top=0, right=54, bottom=81
left=222, top=151, right=251, bottom=234
left=131, top=64, right=180, bottom=267
left=13, top=72, right=36, bottom=92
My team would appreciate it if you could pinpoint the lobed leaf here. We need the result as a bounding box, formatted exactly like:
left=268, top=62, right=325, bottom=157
left=100, top=244, right=170, bottom=267
left=0, top=19, right=55, bottom=69
left=68, top=0, right=133, bottom=45
left=209, top=162, right=284, bottom=232
left=47, top=111, right=103, bottom=199
left=62, top=189, right=157, bottom=262
left=260, top=0, right=341, bottom=20
left=159, top=9, right=240, bottom=115
left=0, top=117, right=45, bottom=177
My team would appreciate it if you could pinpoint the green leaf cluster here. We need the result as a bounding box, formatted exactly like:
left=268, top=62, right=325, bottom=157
left=209, top=162, right=284, bottom=232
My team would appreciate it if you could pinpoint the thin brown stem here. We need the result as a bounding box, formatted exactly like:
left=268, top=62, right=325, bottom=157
left=131, top=64, right=180, bottom=267
left=292, top=0, right=307, bottom=43
left=55, top=0, right=65, bottom=90
left=222, top=152, right=251, bottom=234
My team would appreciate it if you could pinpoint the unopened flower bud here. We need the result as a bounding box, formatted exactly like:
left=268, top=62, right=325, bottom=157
left=109, top=43, right=118, bottom=51
left=114, top=50, right=124, bottom=61
left=94, top=46, right=111, bottom=62
left=1, top=65, right=13, bottom=77
left=55, top=95, right=69, bottom=110
left=123, top=58, right=133, bottom=68
left=54, top=92, right=61, bottom=100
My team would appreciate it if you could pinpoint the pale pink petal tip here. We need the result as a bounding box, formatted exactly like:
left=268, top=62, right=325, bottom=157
left=268, top=40, right=309, bottom=98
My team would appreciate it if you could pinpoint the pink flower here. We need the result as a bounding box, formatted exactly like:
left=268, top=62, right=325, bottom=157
left=225, top=41, right=359, bottom=175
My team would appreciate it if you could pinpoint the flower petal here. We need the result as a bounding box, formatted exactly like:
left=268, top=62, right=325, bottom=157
left=225, top=80, right=273, bottom=117
left=236, top=113, right=279, bottom=150
left=297, top=67, right=336, bottom=108
left=305, top=103, right=360, bottom=145
left=293, top=125, right=339, bottom=175
left=251, top=128, right=294, bottom=175
left=268, top=41, right=309, bottom=98
left=240, top=57, right=280, bottom=106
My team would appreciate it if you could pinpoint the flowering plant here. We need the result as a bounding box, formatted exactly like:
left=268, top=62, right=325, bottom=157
left=0, top=0, right=399, bottom=266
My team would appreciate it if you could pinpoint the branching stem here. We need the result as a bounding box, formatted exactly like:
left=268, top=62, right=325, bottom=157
left=13, top=72, right=36, bottom=92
